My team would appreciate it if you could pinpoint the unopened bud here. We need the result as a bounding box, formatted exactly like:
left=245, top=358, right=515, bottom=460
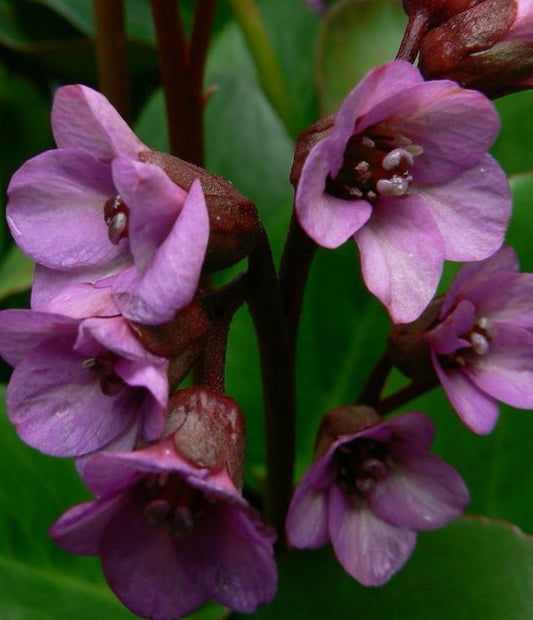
left=140, top=150, right=260, bottom=271
left=166, top=387, right=246, bottom=489
left=315, top=405, right=381, bottom=459
left=403, top=0, right=486, bottom=27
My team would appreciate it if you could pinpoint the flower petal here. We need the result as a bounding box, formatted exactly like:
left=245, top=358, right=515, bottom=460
left=354, top=196, right=445, bottom=323
left=431, top=351, right=499, bottom=434
left=369, top=444, right=469, bottom=530
left=426, top=299, right=475, bottom=355
left=295, top=140, right=372, bottom=248
left=6, top=150, right=122, bottom=269
left=52, top=85, right=145, bottom=161
left=328, top=485, right=417, bottom=586
left=416, top=155, right=510, bottom=261
left=113, top=179, right=209, bottom=325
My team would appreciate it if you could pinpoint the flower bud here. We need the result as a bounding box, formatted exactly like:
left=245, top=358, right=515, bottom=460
left=418, top=0, right=533, bottom=97
left=140, top=150, right=260, bottom=271
left=166, top=387, right=246, bottom=488
left=290, top=114, right=335, bottom=189
left=403, top=0, right=486, bottom=27
left=314, top=405, right=381, bottom=459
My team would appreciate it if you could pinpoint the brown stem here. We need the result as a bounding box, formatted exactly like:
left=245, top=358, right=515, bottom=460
left=189, top=0, right=217, bottom=94
left=93, top=0, right=130, bottom=121
left=396, top=11, right=430, bottom=63
left=378, top=378, right=438, bottom=415
left=150, top=0, right=206, bottom=165
left=246, top=226, right=294, bottom=549
left=356, top=353, right=393, bottom=409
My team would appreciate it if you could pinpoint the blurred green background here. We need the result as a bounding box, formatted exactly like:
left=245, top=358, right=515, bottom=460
left=1, top=0, right=533, bottom=618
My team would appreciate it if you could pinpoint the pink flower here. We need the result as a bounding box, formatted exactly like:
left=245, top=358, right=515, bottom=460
left=6, top=85, right=209, bottom=325
left=426, top=246, right=533, bottom=434
left=294, top=60, right=510, bottom=323
left=51, top=437, right=277, bottom=620
left=286, top=411, right=469, bottom=586
left=0, top=309, right=168, bottom=456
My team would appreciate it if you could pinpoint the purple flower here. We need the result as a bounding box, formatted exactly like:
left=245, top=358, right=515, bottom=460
left=6, top=85, right=209, bottom=325
left=0, top=309, right=168, bottom=456
left=50, top=437, right=277, bottom=620
left=426, top=246, right=533, bottom=434
left=286, top=411, right=469, bottom=586
left=294, top=60, right=510, bottom=323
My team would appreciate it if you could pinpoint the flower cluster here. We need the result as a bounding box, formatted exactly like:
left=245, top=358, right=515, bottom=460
left=0, top=86, right=276, bottom=619
left=2, top=1, right=533, bottom=616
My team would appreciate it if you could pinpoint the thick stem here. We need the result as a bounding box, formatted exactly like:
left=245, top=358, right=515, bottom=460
left=229, top=0, right=294, bottom=134
left=189, top=0, right=217, bottom=94
left=246, top=226, right=295, bottom=549
left=150, top=0, right=208, bottom=165
left=396, top=10, right=429, bottom=62
left=93, top=0, right=130, bottom=121
left=279, top=213, right=317, bottom=349
left=356, top=353, right=393, bottom=409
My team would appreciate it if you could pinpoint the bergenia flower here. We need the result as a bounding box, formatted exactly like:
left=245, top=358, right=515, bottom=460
left=51, top=435, right=277, bottom=619
left=426, top=246, right=533, bottom=434
left=0, top=309, right=168, bottom=456
left=6, top=85, right=209, bottom=325
left=286, top=410, right=469, bottom=586
left=294, top=60, right=510, bottom=323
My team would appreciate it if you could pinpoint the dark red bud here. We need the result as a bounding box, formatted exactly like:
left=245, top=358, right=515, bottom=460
left=403, top=0, right=491, bottom=27
left=314, top=405, right=381, bottom=459
left=290, top=114, right=335, bottom=189
left=387, top=296, right=443, bottom=383
left=140, top=150, right=260, bottom=271
left=166, top=387, right=246, bottom=489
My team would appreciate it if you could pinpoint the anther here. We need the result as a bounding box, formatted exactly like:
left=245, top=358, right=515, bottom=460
left=145, top=499, right=171, bottom=527
left=382, top=148, right=414, bottom=172
left=470, top=332, right=490, bottom=355
left=376, top=175, right=411, bottom=196
left=171, top=506, right=195, bottom=538
left=361, top=457, right=388, bottom=479
left=107, top=212, right=128, bottom=245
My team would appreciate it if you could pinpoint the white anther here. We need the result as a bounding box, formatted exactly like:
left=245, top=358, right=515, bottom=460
left=376, top=175, right=411, bottom=196
left=360, top=136, right=375, bottom=148
left=81, top=358, right=96, bottom=369
left=366, top=190, right=377, bottom=200
left=406, top=144, right=424, bottom=157
left=355, top=476, right=375, bottom=494
left=382, top=148, right=414, bottom=171
left=361, top=457, right=388, bottom=478
left=476, top=316, right=490, bottom=330
left=107, top=212, right=128, bottom=245
left=355, top=161, right=370, bottom=172
left=470, top=332, right=490, bottom=355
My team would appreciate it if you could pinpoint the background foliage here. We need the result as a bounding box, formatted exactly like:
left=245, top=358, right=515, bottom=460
left=1, top=0, right=533, bottom=618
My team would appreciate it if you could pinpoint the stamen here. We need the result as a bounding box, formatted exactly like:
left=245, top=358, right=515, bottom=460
left=361, top=457, right=388, bottom=479
left=103, top=194, right=130, bottom=245
left=476, top=317, right=490, bottom=331
left=145, top=499, right=171, bottom=527
left=470, top=332, right=490, bottom=355
left=171, top=506, right=195, bottom=538
left=382, top=148, right=414, bottom=171
left=360, top=136, right=375, bottom=148
left=81, top=358, right=97, bottom=369
left=355, top=476, right=375, bottom=493
left=376, top=175, right=411, bottom=196
left=107, top=212, right=128, bottom=245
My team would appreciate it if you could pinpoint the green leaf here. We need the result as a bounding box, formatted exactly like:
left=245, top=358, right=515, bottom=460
left=493, top=91, right=533, bottom=176
left=508, top=172, right=533, bottom=271
left=0, top=246, right=34, bottom=301
left=245, top=517, right=533, bottom=619
left=317, top=0, right=407, bottom=113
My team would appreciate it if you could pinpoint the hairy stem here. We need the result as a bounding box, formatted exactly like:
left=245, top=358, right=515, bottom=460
left=93, top=0, right=130, bottom=121
left=246, top=226, right=295, bottom=548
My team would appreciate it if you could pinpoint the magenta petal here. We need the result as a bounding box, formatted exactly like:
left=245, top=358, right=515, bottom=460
left=113, top=179, right=209, bottom=325
left=101, top=493, right=207, bottom=620
left=50, top=495, right=124, bottom=555
left=52, top=85, right=145, bottom=160
left=6, top=339, right=135, bottom=456
left=431, top=352, right=499, bottom=434
left=426, top=300, right=475, bottom=355
left=384, top=412, right=435, bottom=449
left=354, top=196, right=445, bottom=323
left=196, top=503, right=277, bottom=612
left=295, top=140, right=372, bottom=248
left=367, top=81, right=499, bottom=184
left=465, top=325, right=533, bottom=408
left=112, top=157, right=188, bottom=272
left=6, top=150, right=121, bottom=269
left=328, top=485, right=417, bottom=586
left=418, top=155, right=510, bottom=261
left=31, top=264, right=120, bottom=318
left=369, top=445, right=469, bottom=531
left=0, top=309, right=77, bottom=366
left=285, top=458, right=335, bottom=549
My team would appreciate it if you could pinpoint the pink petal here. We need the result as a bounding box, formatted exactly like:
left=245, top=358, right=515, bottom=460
left=426, top=300, right=475, bottom=356
left=328, top=485, right=417, bottom=586
left=52, top=85, right=145, bottom=161
left=384, top=411, right=435, bottom=449
left=354, top=196, right=445, bottom=323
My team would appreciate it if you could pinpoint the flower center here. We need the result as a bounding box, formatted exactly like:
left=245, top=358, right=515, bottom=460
left=142, top=473, right=205, bottom=538
left=326, top=131, right=423, bottom=203
left=82, top=352, right=125, bottom=396
left=103, top=195, right=130, bottom=245
left=336, top=438, right=390, bottom=496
